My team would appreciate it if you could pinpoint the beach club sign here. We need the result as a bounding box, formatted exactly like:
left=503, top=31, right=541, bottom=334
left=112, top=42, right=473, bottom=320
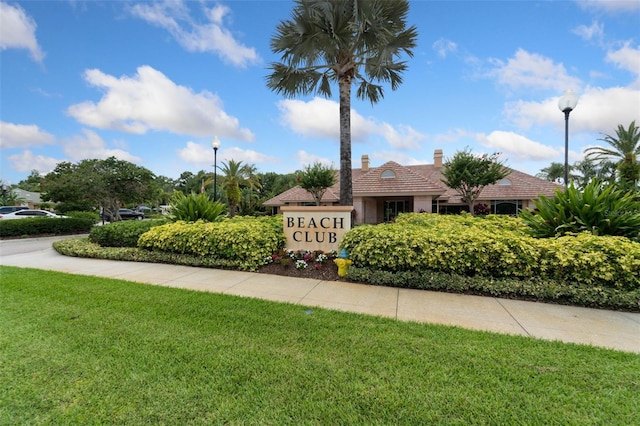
left=280, top=206, right=353, bottom=253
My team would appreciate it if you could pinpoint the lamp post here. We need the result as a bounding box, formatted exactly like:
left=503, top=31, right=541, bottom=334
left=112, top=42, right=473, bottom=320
left=557, top=89, right=579, bottom=189
left=211, top=137, right=221, bottom=201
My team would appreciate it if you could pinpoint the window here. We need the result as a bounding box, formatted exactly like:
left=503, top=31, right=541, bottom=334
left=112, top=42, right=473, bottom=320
left=381, top=170, right=395, bottom=179
left=491, top=200, right=522, bottom=215
left=498, top=178, right=512, bottom=186
left=384, top=200, right=409, bottom=222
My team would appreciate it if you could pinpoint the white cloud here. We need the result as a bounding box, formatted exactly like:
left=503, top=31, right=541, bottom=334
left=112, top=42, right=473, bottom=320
left=7, top=150, right=60, bottom=174
left=0, top=122, right=55, bottom=148
left=295, top=150, right=334, bottom=169
left=129, top=1, right=259, bottom=68
left=606, top=42, right=640, bottom=85
left=177, top=141, right=278, bottom=167
left=277, top=97, right=426, bottom=149
left=488, top=49, right=581, bottom=92
left=433, top=38, right=457, bottom=58
left=370, top=151, right=425, bottom=166
left=506, top=86, right=640, bottom=133
left=577, top=0, right=640, bottom=12
left=67, top=66, right=254, bottom=140
left=61, top=129, right=142, bottom=162
left=477, top=131, right=561, bottom=161
left=572, top=21, right=605, bottom=43
left=0, top=2, right=44, bottom=62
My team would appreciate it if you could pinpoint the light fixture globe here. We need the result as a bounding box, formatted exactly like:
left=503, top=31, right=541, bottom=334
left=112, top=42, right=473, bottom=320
left=211, top=137, right=221, bottom=150
left=558, top=89, right=579, bottom=113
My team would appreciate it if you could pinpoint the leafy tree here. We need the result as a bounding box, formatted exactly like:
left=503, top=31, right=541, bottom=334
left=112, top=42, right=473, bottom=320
left=585, top=121, right=640, bottom=191
left=536, top=162, right=566, bottom=184
left=42, top=157, right=156, bottom=221
left=267, top=0, right=418, bottom=206
left=257, top=172, right=297, bottom=200
left=153, top=175, right=179, bottom=206
left=297, top=162, right=336, bottom=205
left=219, top=160, right=261, bottom=217
left=16, top=170, right=43, bottom=192
left=441, top=149, right=509, bottom=215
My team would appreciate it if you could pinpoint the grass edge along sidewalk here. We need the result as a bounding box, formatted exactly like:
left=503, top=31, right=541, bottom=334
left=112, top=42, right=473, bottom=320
left=1, top=266, right=639, bottom=425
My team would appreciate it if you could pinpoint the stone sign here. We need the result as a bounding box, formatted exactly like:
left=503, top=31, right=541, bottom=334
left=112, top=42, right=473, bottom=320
left=280, top=206, right=353, bottom=253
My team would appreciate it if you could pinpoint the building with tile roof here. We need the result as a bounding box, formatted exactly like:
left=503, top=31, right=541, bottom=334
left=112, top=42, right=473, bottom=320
left=263, top=150, right=561, bottom=224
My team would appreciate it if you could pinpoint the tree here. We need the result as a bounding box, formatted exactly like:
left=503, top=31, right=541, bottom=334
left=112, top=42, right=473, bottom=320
left=219, top=160, right=261, bottom=217
left=42, top=157, right=156, bottom=220
left=16, top=170, right=43, bottom=192
left=0, top=181, right=24, bottom=206
left=585, top=121, right=640, bottom=191
left=570, top=158, right=617, bottom=189
left=267, top=0, right=418, bottom=206
left=441, top=149, right=509, bottom=215
left=297, top=162, right=336, bottom=205
left=536, top=162, right=566, bottom=184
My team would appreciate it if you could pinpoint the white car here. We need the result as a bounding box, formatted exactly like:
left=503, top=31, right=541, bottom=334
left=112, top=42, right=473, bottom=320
left=0, top=209, right=67, bottom=220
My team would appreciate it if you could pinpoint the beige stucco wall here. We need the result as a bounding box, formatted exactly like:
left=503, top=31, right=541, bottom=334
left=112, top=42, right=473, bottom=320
left=413, top=195, right=432, bottom=213
left=281, top=206, right=353, bottom=252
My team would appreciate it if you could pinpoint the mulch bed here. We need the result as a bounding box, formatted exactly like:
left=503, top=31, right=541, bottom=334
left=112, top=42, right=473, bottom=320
left=256, top=261, right=343, bottom=281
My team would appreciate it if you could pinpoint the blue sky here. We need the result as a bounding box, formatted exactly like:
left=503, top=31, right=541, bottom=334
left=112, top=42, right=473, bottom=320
left=1, top=0, right=639, bottom=185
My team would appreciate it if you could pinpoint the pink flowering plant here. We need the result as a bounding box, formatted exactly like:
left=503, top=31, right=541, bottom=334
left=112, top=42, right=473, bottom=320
left=265, top=249, right=335, bottom=270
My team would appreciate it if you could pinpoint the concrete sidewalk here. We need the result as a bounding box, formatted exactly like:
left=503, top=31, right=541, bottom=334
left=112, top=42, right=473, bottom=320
left=1, top=239, right=638, bottom=353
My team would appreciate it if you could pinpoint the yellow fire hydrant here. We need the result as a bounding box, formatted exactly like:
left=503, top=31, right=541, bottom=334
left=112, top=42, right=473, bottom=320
left=334, top=249, right=352, bottom=277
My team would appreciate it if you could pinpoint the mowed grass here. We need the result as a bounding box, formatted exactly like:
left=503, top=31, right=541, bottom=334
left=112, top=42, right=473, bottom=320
left=1, top=266, right=638, bottom=425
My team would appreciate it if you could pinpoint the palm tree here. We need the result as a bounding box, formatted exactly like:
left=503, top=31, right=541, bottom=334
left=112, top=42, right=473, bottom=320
left=570, top=158, right=617, bottom=189
left=585, top=121, right=640, bottom=190
left=266, top=0, right=418, bottom=206
left=219, top=160, right=261, bottom=217
left=536, top=162, right=566, bottom=184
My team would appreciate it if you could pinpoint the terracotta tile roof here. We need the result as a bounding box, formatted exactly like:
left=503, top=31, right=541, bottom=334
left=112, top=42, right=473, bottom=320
left=353, top=161, right=444, bottom=195
left=263, top=161, right=561, bottom=206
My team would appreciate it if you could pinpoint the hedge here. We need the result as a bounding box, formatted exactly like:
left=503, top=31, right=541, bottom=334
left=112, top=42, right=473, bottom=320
left=89, top=219, right=168, bottom=248
left=340, top=213, right=640, bottom=290
left=0, top=217, right=94, bottom=238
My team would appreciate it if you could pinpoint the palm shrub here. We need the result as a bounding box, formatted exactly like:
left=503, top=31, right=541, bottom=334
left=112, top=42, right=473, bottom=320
left=168, top=191, right=226, bottom=223
left=519, top=179, right=640, bottom=241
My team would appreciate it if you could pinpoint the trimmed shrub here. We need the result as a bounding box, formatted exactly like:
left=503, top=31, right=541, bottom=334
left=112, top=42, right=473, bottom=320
left=138, top=215, right=285, bottom=271
left=89, top=219, right=168, bottom=247
left=539, top=233, right=640, bottom=291
left=342, top=215, right=540, bottom=278
left=0, top=217, right=93, bottom=237
left=340, top=213, right=640, bottom=290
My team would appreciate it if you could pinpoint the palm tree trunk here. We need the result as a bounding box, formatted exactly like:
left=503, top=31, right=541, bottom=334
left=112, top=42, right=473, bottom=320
left=338, top=74, right=353, bottom=206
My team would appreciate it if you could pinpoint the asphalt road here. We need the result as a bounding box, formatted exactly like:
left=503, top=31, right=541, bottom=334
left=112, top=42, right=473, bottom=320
left=0, top=235, right=85, bottom=257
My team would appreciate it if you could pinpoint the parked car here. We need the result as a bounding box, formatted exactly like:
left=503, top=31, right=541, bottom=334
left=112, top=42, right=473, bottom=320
left=0, top=209, right=66, bottom=220
left=0, top=206, right=29, bottom=214
left=100, top=208, right=144, bottom=221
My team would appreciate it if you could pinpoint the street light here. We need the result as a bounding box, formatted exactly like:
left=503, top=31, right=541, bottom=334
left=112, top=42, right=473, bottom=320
left=558, top=89, right=579, bottom=189
left=211, top=137, right=221, bottom=201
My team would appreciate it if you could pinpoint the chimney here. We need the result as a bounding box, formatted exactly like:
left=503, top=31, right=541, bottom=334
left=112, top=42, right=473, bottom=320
left=362, top=154, right=370, bottom=172
left=434, top=149, right=443, bottom=168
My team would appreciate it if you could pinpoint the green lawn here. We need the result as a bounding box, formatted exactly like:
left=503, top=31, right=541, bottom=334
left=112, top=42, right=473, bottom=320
left=1, top=266, right=638, bottom=425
